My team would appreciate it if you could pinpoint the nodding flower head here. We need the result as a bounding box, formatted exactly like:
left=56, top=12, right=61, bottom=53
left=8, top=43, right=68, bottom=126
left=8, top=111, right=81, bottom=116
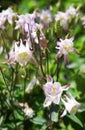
left=61, top=93, right=81, bottom=117
left=0, top=7, right=16, bottom=29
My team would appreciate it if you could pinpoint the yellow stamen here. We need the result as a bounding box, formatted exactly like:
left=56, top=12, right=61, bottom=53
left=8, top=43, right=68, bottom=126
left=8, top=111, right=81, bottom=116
left=18, top=52, right=28, bottom=60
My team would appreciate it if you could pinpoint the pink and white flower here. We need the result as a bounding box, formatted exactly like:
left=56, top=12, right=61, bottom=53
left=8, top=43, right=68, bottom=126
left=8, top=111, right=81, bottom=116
left=39, top=9, right=52, bottom=27
left=55, top=11, right=68, bottom=30
left=43, top=75, right=70, bottom=107
left=56, top=37, right=78, bottom=64
left=14, top=39, right=33, bottom=66
left=9, top=39, right=38, bottom=67
left=0, top=7, right=16, bottom=29
left=81, top=16, right=85, bottom=28
left=61, top=93, right=81, bottom=117
left=66, top=6, right=78, bottom=19
left=15, top=13, right=38, bottom=41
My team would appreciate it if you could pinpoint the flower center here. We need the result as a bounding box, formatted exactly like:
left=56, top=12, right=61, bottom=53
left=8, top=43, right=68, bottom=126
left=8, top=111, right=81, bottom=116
left=71, top=106, right=77, bottom=114
left=18, top=52, right=28, bottom=60
left=52, top=86, right=56, bottom=95
left=63, top=44, right=71, bottom=51
left=44, top=15, right=49, bottom=20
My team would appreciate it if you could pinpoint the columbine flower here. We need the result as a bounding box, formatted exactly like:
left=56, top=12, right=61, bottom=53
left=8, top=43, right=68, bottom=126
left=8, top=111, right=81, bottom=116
left=61, top=93, right=81, bottom=117
left=55, top=11, right=68, bottom=30
left=39, top=9, right=52, bottom=27
left=66, top=5, right=77, bottom=19
left=42, top=75, right=70, bottom=107
left=0, top=7, right=16, bottom=29
left=14, top=39, right=33, bottom=66
left=15, top=13, right=38, bottom=42
left=56, top=37, right=78, bottom=64
left=9, top=39, right=38, bottom=67
left=81, top=16, right=85, bottom=28
left=19, top=102, right=34, bottom=118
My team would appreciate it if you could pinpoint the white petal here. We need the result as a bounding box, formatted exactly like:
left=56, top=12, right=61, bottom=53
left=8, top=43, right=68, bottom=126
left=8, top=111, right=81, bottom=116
left=43, top=97, right=52, bottom=107
left=53, top=93, right=62, bottom=104
left=60, top=109, right=67, bottom=118
left=62, top=84, right=70, bottom=91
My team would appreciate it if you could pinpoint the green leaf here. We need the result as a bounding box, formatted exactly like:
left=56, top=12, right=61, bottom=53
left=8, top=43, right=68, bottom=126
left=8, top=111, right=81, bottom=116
left=0, top=128, right=8, bottom=130
left=0, top=116, right=4, bottom=125
left=31, top=116, right=46, bottom=125
left=67, top=114, right=83, bottom=128
left=51, top=111, right=58, bottom=122
left=14, top=110, right=24, bottom=121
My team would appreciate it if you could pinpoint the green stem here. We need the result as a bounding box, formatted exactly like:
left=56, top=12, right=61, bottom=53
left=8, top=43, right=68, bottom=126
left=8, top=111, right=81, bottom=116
left=0, top=32, right=9, bottom=58
left=45, top=49, right=49, bottom=74
left=46, top=104, right=54, bottom=130
left=0, top=67, right=9, bottom=91
left=37, top=35, right=45, bottom=77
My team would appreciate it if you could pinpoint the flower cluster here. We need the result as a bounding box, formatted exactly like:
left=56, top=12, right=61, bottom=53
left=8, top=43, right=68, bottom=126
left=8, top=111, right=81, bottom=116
left=0, top=4, right=83, bottom=127
left=55, top=5, right=78, bottom=30
left=42, top=76, right=81, bottom=117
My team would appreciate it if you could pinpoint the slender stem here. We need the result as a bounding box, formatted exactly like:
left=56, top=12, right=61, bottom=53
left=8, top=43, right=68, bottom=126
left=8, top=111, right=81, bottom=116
left=0, top=32, right=9, bottom=58
left=37, top=34, right=45, bottom=77
left=0, top=67, right=17, bottom=129
left=23, top=68, right=28, bottom=130
left=0, top=67, right=9, bottom=91
left=46, top=103, right=54, bottom=130
left=45, top=49, right=49, bottom=74
left=56, top=60, right=59, bottom=82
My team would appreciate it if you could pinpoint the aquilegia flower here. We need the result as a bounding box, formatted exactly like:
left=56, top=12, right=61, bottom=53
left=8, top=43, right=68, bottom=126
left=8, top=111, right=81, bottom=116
left=55, top=11, right=68, bottom=30
left=43, top=75, right=70, bottom=107
left=66, top=5, right=78, bottom=19
left=19, top=102, right=34, bottom=118
left=9, top=39, right=38, bottom=67
left=0, top=7, right=16, bottom=29
left=14, top=39, right=33, bottom=66
left=56, top=37, right=78, bottom=64
left=15, top=13, right=38, bottom=42
left=61, top=93, right=81, bottom=117
left=39, top=9, right=52, bottom=27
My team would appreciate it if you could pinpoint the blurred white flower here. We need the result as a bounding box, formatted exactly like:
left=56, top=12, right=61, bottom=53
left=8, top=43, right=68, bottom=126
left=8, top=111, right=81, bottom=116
left=19, top=102, right=34, bottom=118
left=55, top=11, right=68, bottom=30
left=66, top=5, right=77, bottom=18
left=61, top=93, right=81, bottom=117
left=43, top=75, right=70, bottom=107
left=15, top=14, right=29, bottom=33
left=39, top=9, right=52, bottom=26
left=0, top=7, right=16, bottom=29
